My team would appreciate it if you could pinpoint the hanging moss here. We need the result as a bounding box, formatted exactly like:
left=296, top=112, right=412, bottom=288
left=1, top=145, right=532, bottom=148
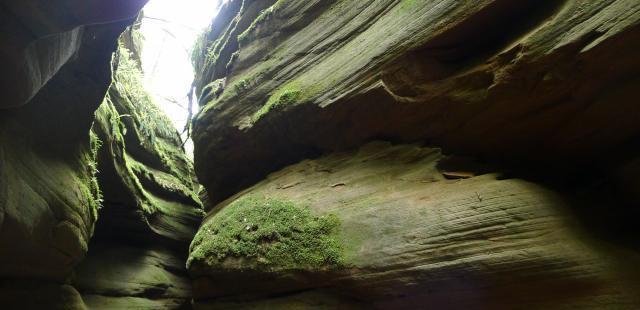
left=72, top=130, right=104, bottom=225
left=188, top=196, right=344, bottom=271
left=106, top=42, right=200, bottom=188
left=113, top=43, right=176, bottom=142
left=88, top=131, right=103, bottom=211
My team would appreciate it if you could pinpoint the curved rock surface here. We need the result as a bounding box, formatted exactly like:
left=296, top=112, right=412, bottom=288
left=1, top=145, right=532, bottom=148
left=0, top=2, right=145, bottom=308
left=0, top=0, right=148, bottom=108
left=188, top=142, right=640, bottom=308
left=186, top=0, right=640, bottom=308
left=77, top=245, right=192, bottom=309
left=74, top=31, right=202, bottom=308
left=1, top=4, right=202, bottom=308
left=192, top=0, right=640, bottom=205
left=92, top=40, right=203, bottom=244
left=1, top=0, right=639, bottom=309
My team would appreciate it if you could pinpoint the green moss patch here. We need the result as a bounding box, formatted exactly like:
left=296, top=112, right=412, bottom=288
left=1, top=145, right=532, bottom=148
left=188, top=196, right=344, bottom=271
left=251, top=84, right=302, bottom=122
left=87, top=131, right=103, bottom=212
left=90, top=36, right=203, bottom=241
left=113, top=43, right=176, bottom=142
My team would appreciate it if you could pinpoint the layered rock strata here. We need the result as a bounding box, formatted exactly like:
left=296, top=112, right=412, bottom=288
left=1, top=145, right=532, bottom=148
left=188, top=0, right=640, bottom=308
left=188, top=142, right=640, bottom=308
left=191, top=0, right=640, bottom=206
left=1, top=3, right=202, bottom=308
left=76, top=34, right=203, bottom=309
left=0, top=2, right=148, bottom=308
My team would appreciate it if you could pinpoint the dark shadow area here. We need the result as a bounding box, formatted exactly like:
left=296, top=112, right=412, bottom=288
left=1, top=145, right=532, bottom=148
left=415, top=0, right=566, bottom=80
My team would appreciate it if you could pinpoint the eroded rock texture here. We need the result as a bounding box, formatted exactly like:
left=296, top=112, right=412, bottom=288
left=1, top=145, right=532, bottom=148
left=188, top=143, right=640, bottom=308
left=0, top=1, right=147, bottom=308
left=0, top=0, right=148, bottom=108
left=92, top=32, right=203, bottom=245
left=192, top=0, right=640, bottom=206
left=1, top=0, right=639, bottom=308
left=75, top=33, right=203, bottom=308
left=188, top=0, right=640, bottom=308
left=1, top=2, right=202, bottom=308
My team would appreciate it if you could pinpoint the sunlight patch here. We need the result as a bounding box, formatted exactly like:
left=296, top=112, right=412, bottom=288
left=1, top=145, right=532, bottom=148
left=139, top=0, right=223, bottom=157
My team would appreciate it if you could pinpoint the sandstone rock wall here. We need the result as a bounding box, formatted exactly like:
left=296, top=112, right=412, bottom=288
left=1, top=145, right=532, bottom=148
left=191, top=0, right=640, bottom=206
left=0, top=2, right=148, bottom=308
left=188, top=0, right=640, bottom=308
left=0, top=0, right=148, bottom=108
left=1, top=0, right=639, bottom=309
left=75, top=33, right=203, bottom=309
left=188, top=142, right=640, bottom=308
left=1, top=3, right=202, bottom=309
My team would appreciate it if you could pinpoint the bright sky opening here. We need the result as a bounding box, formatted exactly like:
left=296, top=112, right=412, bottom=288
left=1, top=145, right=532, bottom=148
left=139, top=0, right=222, bottom=157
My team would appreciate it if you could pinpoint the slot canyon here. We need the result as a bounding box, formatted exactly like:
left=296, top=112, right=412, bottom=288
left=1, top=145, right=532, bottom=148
left=1, top=0, right=639, bottom=309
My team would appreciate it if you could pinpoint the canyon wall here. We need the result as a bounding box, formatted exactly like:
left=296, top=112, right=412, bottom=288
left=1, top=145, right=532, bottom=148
left=1, top=0, right=639, bottom=309
left=0, top=1, right=147, bottom=307
left=77, top=32, right=203, bottom=309
left=191, top=0, right=640, bottom=206
left=1, top=2, right=202, bottom=309
left=188, top=0, right=640, bottom=308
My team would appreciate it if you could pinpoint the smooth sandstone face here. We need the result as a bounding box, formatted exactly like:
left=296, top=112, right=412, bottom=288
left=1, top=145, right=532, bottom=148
left=0, top=0, right=149, bottom=108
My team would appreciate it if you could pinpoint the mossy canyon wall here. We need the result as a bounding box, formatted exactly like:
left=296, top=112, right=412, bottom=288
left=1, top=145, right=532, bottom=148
left=2, top=0, right=640, bottom=309
left=1, top=1, right=202, bottom=308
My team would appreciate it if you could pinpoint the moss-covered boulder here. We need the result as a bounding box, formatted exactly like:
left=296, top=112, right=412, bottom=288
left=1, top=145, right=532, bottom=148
left=188, top=196, right=343, bottom=272
left=188, top=142, right=640, bottom=307
left=188, top=3, right=640, bottom=304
